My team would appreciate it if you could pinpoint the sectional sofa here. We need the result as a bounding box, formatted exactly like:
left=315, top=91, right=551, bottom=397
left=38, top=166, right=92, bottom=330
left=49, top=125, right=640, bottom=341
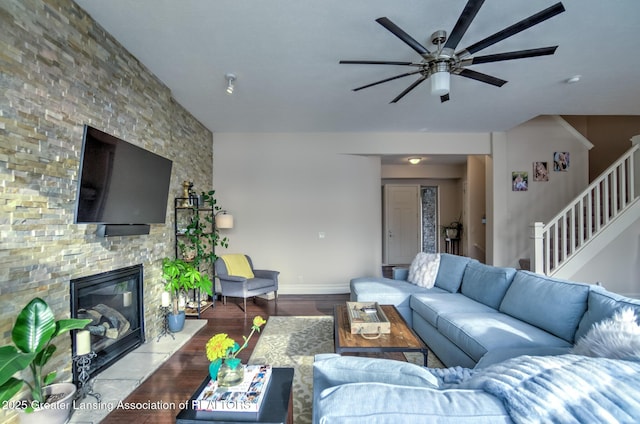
left=312, top=254, right=640, bottom=423
left=349, top=253, right=640, bottom=368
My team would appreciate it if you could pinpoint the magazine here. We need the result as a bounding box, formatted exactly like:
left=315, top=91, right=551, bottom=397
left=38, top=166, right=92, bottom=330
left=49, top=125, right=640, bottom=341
left=193, top=365, right=272, bottom=413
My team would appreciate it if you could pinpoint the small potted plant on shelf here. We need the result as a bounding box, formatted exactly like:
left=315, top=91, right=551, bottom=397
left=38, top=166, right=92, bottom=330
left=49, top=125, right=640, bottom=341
left=441, top=217, right=463, bottom=240
left=0, top=297, right=91, bottom=424
left=162, top=257, right=213, bottom=332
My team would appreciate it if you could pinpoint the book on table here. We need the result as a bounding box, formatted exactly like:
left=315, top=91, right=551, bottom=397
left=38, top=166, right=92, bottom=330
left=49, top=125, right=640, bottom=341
left=193, top=364, right=272, bottom=420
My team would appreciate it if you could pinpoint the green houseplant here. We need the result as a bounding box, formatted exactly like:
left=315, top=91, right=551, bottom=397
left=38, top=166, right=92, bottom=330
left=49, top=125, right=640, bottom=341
left=0, top=298, right=91, bottom=421
left=162, top=257, right=213, bottom=332
left=441, top=216, right=463, bottom=240
left=178, top=190, right=229, bottom=270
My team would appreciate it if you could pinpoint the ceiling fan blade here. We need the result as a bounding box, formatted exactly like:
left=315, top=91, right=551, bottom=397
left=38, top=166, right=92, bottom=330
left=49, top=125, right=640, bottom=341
left=339, top=60, right=417, bottom=66
left=390, top=76, right=428, bottom=103
left=467, top=46, right=558, bottom=65
left=440, top=93, right=450, bottom=103
left=459, top=2, right=565, bottom=57
left=353, top=70, right=423, bottom=91
left=456, top=68, right=507, bottom=87
left=376, top=17, right=431, bottom=56
left=444, top=0, right=485, bottom=51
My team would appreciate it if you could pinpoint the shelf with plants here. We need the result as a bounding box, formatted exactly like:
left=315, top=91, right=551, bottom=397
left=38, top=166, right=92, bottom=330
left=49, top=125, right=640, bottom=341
left=173, top=191, right=229, bottom=318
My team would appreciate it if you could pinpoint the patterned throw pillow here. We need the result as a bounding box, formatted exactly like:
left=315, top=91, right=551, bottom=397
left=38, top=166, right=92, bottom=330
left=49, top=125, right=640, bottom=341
left=407, top=253, right=440, bottom=289
left=571, top=307, right=640, bottom=360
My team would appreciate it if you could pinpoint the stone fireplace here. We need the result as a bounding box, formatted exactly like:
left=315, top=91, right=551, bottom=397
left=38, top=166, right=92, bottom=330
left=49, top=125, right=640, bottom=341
left=70, top=265, right=145, bottom=383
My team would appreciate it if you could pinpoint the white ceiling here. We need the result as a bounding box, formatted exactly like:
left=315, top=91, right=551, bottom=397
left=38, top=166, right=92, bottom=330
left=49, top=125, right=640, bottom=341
left=75, top=0, right=640, bottom=137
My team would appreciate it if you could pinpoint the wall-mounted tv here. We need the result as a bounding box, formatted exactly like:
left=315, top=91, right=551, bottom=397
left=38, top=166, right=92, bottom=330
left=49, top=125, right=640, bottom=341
left=75, top=125, right=173, bottom=236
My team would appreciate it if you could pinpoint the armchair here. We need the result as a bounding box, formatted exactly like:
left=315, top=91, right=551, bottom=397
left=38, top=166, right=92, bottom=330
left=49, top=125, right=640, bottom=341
left=214, top=254, right=279, bottom=312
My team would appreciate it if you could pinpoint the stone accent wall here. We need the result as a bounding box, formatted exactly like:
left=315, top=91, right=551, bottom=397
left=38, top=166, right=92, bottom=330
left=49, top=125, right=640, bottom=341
left=0, top=0, right=212, bottom=419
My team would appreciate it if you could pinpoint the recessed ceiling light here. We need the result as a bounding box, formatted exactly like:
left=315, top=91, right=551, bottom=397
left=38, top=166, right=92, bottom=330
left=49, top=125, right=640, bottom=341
left=565, top=75, right=581, bottom=84
left=408, top=158, right=422, bottom=165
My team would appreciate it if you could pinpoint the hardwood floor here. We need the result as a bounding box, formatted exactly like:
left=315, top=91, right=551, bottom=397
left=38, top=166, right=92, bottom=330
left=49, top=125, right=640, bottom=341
left=102, top=294, right=349, bottom=423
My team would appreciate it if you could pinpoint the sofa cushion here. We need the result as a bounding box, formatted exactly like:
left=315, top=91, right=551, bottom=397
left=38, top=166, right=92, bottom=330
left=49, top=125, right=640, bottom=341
left=350, top=277, right=446, bottom=306
left=574, top=286, right=640, bottom=341
left=438, top=312, right=572, bottom=362
left=499, top=271, right=589, bottom=343
left=315, top=382, right=511, bottom=424
left=313, top=355, right=439, bottom=388
left=460, top=262, right=517, bottom=309
left=433, top=253, right=475, bottom=293
left=410, top=293, right=498, bottom=328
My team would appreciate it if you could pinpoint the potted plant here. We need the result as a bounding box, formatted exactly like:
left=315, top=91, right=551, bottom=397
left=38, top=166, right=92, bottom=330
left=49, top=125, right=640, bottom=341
left=441, top=218, right=463, bottom=240
left=178, top=190, right=229, bottom=271
left=162, top=257, right=213, bottom=332
left=0, top=298, right=91, bottom=424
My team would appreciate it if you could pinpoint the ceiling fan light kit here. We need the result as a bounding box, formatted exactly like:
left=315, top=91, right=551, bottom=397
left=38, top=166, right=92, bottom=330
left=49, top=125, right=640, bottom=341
left=340, top=1, right=566, bottom=103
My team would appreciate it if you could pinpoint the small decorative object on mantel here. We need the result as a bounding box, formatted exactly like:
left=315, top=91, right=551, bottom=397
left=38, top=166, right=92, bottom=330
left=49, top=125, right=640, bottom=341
left=181, top=180, right=194, bottom=207
left=206, top=316, right=266, bottom=387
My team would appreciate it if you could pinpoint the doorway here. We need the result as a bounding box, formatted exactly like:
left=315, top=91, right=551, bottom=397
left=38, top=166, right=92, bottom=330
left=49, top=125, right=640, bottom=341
left=383, top=184, right=420, bottom=265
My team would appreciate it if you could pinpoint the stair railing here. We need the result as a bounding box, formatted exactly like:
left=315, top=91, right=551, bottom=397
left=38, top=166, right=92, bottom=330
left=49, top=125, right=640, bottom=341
left=531, top=144, right=639, bottom=275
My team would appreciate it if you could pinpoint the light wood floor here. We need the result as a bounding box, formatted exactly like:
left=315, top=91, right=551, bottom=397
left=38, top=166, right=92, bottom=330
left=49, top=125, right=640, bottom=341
left=102, top=294, right=349, bottom=423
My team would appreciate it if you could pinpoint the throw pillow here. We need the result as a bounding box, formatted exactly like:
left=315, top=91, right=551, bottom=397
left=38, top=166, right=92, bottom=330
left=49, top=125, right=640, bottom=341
left=571, top=307, right=640, bottom=360
left=407, top=253, right=440, bottom=289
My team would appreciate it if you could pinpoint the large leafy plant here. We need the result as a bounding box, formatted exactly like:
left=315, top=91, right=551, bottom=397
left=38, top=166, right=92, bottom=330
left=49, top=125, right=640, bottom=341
left=178, top=190, right=229, bottom=270
left=0, top=298, right=91, bottom=407
left=162, top=257, right=213, bottom=315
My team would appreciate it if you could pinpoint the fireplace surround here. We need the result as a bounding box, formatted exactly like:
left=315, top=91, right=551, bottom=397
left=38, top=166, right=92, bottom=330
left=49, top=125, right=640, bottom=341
left=70, top=264, right=145, bottom=384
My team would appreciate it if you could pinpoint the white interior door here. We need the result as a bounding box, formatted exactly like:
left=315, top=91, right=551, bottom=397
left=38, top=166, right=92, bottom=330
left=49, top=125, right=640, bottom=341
left=384, top=184, right=420, bottom=265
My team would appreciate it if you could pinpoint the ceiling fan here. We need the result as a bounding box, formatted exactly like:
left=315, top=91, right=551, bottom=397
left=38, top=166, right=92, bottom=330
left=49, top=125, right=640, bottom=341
left=340, top=1, right=565, bottom=103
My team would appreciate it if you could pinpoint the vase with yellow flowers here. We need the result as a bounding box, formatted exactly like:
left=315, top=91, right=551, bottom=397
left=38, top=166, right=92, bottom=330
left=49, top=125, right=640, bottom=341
left=206, top=315, right=267, bottom=386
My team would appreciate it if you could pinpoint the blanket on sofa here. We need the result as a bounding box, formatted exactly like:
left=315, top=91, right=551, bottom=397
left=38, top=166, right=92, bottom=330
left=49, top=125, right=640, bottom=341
left=460, top=355, right=640, bottom=424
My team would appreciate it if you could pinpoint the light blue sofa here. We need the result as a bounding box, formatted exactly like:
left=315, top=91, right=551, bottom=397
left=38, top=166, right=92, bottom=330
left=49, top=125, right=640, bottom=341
left=312, top=254, right=640, bottom=423
left=313, top=353, right=640, bottom=423
left=350, top=253, right=640, bottom=368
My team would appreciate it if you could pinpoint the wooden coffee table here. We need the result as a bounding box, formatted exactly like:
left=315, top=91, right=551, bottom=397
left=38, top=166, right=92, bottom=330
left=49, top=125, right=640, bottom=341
left=334, top=304, right=428, bottom=366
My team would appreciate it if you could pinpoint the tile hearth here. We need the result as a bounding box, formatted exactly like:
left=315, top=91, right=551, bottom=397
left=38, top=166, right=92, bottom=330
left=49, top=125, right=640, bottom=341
left=69, top=320, right=206, bottom=424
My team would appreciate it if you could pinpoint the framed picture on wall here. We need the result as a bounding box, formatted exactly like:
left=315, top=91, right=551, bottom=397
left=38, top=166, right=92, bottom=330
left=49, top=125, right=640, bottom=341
left=533, top=161, right=549, bottom=182
left=554, top=152, right=570, bottom=171
left=512, top=171, right=528, bottom=191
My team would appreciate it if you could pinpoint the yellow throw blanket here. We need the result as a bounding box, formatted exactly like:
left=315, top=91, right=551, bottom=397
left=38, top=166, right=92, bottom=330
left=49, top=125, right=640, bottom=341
left=221, top=254, right=255, bottom=279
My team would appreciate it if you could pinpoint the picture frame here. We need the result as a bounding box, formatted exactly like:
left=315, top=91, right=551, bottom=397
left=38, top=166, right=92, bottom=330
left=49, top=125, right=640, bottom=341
left=553, top=152, right=570, bottom=171
left=533, top=161, right=549, bottom=182
left=512, top=171, right=528, bottom=191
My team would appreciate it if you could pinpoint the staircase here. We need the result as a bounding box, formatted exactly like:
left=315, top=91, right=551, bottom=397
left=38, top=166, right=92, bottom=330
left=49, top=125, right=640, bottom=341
left=530, top=144, right=639, bottom=277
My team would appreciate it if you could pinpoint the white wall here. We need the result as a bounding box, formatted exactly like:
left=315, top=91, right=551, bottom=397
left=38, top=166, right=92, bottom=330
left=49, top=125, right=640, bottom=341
left=569, top=214, right=640, bottom=298
left=490, top=116, right=590, bottom=267
left=212, top=132, right=490, bottom=293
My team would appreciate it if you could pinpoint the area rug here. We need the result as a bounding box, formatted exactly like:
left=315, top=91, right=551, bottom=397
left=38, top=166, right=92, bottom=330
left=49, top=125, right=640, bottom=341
left=248, top=315, right=443, bottom=424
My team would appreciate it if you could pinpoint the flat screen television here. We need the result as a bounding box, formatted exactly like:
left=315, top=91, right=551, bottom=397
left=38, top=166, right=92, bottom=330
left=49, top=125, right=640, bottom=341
left=75, top=125, right=173, bottom=235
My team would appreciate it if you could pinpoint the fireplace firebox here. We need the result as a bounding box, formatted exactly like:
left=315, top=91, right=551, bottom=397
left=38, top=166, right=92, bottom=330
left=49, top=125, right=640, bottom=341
left=70, top=264, right=145, bottom=383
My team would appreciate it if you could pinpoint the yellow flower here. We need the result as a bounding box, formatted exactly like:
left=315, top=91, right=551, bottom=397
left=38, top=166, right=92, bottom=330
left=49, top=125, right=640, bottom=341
left=252, top=315, right=266, bottom=329
left=205, top=316, right=267, bottom=362
left=205, top=333, right=235, bottom=361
